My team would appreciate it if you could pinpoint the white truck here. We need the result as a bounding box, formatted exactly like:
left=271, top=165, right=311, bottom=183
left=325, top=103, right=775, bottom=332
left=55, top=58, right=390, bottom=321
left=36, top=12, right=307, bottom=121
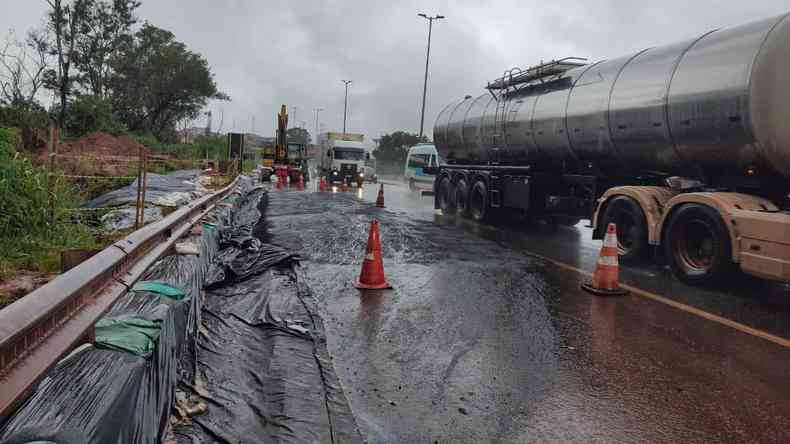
left=318, top=132, right=370, bottom=185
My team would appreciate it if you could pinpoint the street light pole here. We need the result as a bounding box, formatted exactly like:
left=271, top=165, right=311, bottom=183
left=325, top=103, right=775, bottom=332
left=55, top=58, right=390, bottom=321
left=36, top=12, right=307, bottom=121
left=418, top=13, right=444, bottom=139
left=341, top=80, right=352, bottom=134
left=314, top=107, right=323, bottom=144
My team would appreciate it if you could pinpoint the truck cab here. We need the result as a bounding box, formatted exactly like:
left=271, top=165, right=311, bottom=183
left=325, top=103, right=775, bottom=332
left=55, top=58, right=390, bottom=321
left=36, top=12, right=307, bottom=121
left=320, top=137, right=369, bottom=185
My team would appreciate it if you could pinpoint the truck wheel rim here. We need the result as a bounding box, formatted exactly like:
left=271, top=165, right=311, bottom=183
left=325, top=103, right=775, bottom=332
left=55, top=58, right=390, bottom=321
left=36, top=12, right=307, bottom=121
left=673, top=219, right=715, bottom=274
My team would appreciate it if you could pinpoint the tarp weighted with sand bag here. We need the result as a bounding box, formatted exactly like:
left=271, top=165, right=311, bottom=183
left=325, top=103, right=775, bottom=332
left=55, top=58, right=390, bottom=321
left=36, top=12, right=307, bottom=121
left=0, top=178, right=360, bottom=443
left=0, top=187, right=223, bottom=444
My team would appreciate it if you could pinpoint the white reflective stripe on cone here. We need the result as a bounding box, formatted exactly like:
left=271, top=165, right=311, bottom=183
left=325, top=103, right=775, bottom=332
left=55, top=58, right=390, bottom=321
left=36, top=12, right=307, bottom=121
left=597, top=255, right=618, bottom=266
left=603, top=233, right=618, bottom=248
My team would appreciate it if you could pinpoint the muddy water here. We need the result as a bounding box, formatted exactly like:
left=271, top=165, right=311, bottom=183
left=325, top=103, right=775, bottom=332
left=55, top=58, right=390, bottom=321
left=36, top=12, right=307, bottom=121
left=265, top=186, right=790, bottom=443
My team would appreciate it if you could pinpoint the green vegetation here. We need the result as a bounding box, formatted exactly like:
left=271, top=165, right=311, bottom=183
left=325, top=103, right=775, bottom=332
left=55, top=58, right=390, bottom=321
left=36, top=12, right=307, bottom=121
left=0, top=128, right=99, bottom=277
left=111, top=24, right=228, bottom=140
left=64, top=95, right=127, bottom=136
left=131, top=133, right=228, bottom=161
left=373, top=131, right=429, bottom=175
left=243, top=159, right=256, bottom=173
left=1, top=0, right=228, bottom=141
left=0, top=0, right=231, bottom=286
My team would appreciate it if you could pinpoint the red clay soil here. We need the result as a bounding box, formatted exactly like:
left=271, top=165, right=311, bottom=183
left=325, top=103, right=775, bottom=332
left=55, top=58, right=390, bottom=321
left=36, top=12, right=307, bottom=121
left=51, top=132, right=150, bottom=158
left=32, top=132, right=160, bottom=177
left=0, top=272, right=57, bottom=309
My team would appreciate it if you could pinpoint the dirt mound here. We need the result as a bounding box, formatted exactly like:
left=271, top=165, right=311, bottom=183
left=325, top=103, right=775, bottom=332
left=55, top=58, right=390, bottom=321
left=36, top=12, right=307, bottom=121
left=33, top=131, right=182, bottom=179
left=57, top=132, right=150, bottom=157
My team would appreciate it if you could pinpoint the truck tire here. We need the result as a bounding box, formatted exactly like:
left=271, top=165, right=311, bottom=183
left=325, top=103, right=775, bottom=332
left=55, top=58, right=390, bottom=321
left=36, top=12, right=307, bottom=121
left=601, top=195, right=648, bottom=264
left=469, top=180, right=489, bottom=222
left=456, top=179, right=470, bottom=217
left=438, top=176, right=456, bottom=213
left=663, top=203, right=734, bottom=285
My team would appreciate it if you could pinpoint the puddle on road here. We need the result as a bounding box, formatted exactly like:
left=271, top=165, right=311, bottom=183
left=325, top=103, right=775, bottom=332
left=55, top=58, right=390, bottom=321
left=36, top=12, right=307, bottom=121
left=264, top=188, right=790, bottom=443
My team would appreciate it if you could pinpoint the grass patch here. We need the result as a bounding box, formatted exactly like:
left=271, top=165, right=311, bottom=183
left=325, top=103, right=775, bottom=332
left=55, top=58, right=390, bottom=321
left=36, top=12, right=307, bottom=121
left=0, top=128, right=102, bottom=279
left=131, top=132, right=228, bottom=161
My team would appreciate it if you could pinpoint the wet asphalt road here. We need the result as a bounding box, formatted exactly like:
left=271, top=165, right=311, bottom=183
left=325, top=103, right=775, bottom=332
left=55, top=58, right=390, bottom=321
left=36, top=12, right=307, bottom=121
left=263, top=180, right=790, bottom=443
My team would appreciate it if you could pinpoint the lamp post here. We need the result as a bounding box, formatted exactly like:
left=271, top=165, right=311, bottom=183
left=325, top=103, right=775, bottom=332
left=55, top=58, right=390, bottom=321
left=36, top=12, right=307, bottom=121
left=314, top=107, right=323, bottom=144
left=417, top=13, right=444, bottom=139
left=341, top=80, right=352, bottom=134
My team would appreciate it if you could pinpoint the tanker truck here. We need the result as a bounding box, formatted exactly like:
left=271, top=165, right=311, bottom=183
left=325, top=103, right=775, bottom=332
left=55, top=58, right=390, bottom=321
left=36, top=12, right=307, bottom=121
left=432, top=12, right=790, bottom=285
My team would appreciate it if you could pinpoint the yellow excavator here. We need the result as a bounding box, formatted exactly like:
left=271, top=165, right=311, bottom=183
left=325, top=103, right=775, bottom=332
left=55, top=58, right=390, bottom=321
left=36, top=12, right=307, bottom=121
left=271, top=104, right=307, bottom=183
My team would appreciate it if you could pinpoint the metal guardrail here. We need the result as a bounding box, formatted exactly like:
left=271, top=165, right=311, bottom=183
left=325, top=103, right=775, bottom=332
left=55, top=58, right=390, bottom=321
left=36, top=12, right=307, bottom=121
left=0, top=177, right=239, bottom=419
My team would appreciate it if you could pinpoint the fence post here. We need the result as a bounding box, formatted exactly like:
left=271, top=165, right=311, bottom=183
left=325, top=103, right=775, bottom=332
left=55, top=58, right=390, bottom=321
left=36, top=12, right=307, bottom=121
left=140, top=150, right=148, bottom=227
left=135, top=143, right=143, bottom=229
left=47, top=122, right=57, bottom=225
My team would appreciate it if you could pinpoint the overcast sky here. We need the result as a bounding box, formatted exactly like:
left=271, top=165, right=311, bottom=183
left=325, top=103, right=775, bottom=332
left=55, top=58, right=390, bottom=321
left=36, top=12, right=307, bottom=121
left=1, top=0, right=789, bottom=145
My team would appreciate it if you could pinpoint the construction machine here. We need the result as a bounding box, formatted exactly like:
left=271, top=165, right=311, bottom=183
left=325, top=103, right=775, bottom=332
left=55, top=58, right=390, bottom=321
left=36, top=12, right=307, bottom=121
left=273, top=104, right=307, bottom=184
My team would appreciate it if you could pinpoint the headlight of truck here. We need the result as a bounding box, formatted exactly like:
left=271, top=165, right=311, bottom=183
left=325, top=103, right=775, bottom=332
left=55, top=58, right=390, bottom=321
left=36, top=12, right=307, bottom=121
left=359, top=172, right=364, bottom=177
left=333, top=171, right=338, bottom=175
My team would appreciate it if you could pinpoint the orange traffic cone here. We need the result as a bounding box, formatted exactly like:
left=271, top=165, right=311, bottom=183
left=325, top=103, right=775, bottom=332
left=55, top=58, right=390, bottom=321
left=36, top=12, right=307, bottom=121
left=319, top=176, right=326, bottom=192
left=297, top=174, right=304, bottom=189
left=581, top=223, right=629, bottom=296
left=341, top=177, right=349, bottom=192
left=354, top=219, right=391, bottom=289
left=375, top=184, right=385, bottom=208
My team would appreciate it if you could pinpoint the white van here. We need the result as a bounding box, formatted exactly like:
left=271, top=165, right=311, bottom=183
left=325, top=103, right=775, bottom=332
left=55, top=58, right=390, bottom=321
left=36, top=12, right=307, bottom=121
left=404, top=144, right=440, bottom=190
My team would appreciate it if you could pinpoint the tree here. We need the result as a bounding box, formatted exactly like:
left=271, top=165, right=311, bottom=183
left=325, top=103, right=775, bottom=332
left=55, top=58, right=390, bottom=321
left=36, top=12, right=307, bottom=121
left=110, top=23, right=228, bottom=141
left=75, top=0, right=140, bottom=97
left=0, top=29, right=51, bottom=148
left=45, top=0, right=92, bottom=128
left=64, top=94, right=126, bottom=136
left=0, top=29, right=49, bottom=106
left=286, top=127, right=310, bottom=146
left=373, top=131, right=428, bottom=173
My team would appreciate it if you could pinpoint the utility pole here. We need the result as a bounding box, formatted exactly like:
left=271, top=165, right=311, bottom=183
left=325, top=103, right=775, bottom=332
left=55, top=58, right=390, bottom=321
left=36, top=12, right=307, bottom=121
left=418, top=13, right=445, bottom=138
left=314, top=107, right=323, bottom=144
left=341, top=80, right=352, bottom=134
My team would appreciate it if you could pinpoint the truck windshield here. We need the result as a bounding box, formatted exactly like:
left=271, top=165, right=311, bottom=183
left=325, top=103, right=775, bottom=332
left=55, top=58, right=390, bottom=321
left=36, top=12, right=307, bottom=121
left=408, top=154, right=431, bottom=168
left=335, top=149, right=365, bottom=160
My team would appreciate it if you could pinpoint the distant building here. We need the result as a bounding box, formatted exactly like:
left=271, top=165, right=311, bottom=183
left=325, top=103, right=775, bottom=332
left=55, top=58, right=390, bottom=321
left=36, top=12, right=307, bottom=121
left=244, top=133, right=275, bottom=147
left=178, top=127, right=212, bottom=143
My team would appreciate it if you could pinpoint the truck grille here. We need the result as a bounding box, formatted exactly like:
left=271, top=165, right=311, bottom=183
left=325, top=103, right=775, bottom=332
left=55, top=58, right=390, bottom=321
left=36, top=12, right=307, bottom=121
left=340, top=163, right=358, bottom=176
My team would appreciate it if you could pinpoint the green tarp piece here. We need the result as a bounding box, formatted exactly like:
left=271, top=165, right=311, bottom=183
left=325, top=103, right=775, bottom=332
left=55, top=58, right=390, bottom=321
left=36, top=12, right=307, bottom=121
left=94, top=317, right=161, bottom=357
left=203, top=222, right=217, bottom=231
left=131, top=280, right=186, bottom=300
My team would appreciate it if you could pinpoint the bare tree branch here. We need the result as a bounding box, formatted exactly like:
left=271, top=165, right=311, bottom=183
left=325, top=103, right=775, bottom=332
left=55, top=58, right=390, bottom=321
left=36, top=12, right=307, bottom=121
left=0, top=30, right=50, bottom=106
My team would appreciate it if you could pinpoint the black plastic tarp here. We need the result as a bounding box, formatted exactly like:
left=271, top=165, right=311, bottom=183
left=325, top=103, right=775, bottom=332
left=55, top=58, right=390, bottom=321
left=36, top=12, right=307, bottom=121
left=172, top=182, right=361, bottom=444
left=86, top=170, right=203, bottom=208
left=0, top=199, right=218, bottom=444
left=0, top=178, right=360, bottom=443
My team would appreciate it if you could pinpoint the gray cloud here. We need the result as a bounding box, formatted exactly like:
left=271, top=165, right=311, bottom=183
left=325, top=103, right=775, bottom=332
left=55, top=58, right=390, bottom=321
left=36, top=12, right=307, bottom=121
left=1, top=0, right=788, bottom=144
